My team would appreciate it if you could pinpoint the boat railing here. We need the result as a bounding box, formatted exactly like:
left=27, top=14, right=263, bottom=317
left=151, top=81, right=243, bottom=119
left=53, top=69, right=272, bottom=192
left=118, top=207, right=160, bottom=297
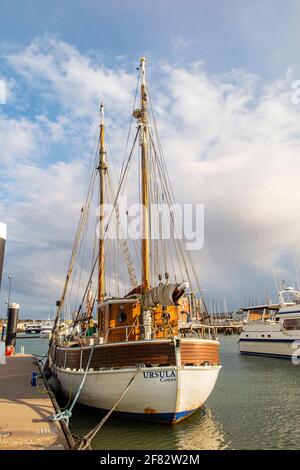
left=103, top=324, right=159, bottom=343
left=103, top=322, right=218, bottom=342
left=178, top=323, right=218, bottom=340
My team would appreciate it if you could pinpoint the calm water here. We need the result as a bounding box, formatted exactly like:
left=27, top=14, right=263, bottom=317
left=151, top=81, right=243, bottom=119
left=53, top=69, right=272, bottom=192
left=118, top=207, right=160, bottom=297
left=16, top=335, right=300, bottom=450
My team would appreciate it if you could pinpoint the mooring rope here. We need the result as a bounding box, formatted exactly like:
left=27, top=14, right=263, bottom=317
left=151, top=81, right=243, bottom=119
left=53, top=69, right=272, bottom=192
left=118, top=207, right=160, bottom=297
left=50, top=346, right=95, bottom=427
left=73, top=366, right=140, bottom=450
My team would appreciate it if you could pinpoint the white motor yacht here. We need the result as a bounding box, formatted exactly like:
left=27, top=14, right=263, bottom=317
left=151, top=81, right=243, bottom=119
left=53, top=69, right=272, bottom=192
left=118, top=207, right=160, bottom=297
left=239, top=287, right=300, bottom=359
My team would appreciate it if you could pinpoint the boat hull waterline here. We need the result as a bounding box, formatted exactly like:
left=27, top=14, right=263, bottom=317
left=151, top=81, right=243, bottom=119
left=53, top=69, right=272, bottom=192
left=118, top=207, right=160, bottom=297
left=54, top=364, right=221, bottom=424
left=239, top=288, right=300, bottom=360
left=51, top=338, right=221, bottom=424
left=239, top=336, right=299, bottom=359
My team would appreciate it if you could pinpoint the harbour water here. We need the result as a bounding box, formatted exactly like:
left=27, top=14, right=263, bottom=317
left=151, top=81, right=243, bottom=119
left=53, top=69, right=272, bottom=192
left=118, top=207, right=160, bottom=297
left=15, top=336, right=300, bottom=450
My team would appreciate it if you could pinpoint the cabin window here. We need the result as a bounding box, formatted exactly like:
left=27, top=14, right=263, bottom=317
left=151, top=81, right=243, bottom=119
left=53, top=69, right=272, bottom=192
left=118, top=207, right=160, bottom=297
left=283, top=318, right=300, bottom=330
left=117, top=309, right=127, bottom=323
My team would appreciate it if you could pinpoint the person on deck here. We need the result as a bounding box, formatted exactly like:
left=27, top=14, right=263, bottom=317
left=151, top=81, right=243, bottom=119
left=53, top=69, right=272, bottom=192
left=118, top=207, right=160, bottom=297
left=86, top=319, right=97, bottom=337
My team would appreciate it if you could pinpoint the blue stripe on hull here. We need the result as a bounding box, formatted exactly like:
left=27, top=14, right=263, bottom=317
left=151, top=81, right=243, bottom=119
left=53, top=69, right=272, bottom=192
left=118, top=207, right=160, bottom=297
left=240, top=351, right=292, bottom=360
left=82, top=407, right=198, bottom=424
left=239, top=338, right=295, bottom=343
left=277, top=310, right=300, bottom=314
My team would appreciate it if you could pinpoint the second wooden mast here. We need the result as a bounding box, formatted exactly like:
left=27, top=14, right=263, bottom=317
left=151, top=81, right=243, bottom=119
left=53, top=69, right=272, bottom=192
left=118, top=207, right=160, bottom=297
left=98, top=103, right=107, bottom=303
left=139, top=57, right=150, bottom=291
left=98, top=59, right=150, bottom=304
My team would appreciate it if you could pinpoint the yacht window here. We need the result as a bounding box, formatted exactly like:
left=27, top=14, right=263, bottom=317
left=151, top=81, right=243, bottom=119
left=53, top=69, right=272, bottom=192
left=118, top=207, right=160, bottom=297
left=283, top=318, right=300, bottom=330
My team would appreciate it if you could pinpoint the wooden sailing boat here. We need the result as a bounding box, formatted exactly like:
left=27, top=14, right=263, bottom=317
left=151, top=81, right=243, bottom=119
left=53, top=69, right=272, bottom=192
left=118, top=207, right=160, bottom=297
left=47, top=58, right=221, bottom=424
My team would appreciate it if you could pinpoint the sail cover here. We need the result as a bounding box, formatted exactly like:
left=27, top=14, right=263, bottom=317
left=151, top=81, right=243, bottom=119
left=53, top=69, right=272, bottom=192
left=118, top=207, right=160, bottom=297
left=143, top=282, right=188, bottom=309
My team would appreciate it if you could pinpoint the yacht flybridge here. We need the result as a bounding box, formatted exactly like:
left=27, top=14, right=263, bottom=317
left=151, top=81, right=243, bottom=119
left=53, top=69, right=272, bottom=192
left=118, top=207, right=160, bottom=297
left=44, top=58, right=221, bottom=424
left=40, top=320, right=54, bottom=339
left=239, top=286, right=300, bottom=359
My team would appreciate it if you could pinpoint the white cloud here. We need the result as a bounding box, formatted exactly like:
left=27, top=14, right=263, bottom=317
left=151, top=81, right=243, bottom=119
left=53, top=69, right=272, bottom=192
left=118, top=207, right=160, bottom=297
left=0, top=114, right=42, bottom=164
left=171, top=36, right=190, bottom=51
left=0, top=159, right=87, bottom=313
left=154, top=65, right=300, bottom=305
left=6, top=35, right=136, bottom=119
left=2, top=35, right=300, bottom=316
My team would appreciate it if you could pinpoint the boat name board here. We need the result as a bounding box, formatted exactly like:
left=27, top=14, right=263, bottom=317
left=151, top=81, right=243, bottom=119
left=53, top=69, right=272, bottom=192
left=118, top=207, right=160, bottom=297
left=143, top=370, right=176, bottom=382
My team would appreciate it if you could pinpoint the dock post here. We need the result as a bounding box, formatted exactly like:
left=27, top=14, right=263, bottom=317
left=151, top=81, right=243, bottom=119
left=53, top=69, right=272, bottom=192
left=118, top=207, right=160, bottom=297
left=0, top=223, right=7, bottom=342
left=5, top=303, right=19, bottom=348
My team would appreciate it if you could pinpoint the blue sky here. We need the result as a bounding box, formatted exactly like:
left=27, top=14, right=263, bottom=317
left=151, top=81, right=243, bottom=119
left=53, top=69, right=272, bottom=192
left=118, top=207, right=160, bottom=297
left=1, top=0, right=300, bottom=78
left=2, top=0, right=300, bottom=317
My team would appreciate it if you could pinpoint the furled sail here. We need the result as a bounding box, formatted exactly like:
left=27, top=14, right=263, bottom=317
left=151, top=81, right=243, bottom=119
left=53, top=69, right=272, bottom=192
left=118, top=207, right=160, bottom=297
left=143, top=281, right=189, bottom=309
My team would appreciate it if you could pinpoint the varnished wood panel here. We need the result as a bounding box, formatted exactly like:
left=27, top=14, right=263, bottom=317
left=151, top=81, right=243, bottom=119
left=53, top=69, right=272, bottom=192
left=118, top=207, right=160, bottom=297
left=52, top=340, right=220, bottom=370
left=54, top=341, right=176, bottom=370
left=180, top=341, right=220, bottom=366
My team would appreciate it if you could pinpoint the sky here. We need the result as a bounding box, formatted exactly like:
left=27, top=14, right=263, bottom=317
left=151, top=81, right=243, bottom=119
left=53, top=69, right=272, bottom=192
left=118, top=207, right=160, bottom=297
left=1, top=0, right=300, bottom=317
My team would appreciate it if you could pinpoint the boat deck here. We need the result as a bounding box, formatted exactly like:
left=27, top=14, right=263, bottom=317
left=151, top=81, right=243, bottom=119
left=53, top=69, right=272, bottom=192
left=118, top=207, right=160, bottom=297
left=0, top=354, right=71, bottom=450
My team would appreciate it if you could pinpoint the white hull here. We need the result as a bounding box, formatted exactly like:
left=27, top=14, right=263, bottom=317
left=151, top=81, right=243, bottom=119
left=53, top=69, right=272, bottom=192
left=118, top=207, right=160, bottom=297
left=239, top=289, right=300, bottom=359
left=54, top=364, right=221, bottom=423
left=239, top=338, right=297, bottom=358
left=40, top=331, right=52, bottom=339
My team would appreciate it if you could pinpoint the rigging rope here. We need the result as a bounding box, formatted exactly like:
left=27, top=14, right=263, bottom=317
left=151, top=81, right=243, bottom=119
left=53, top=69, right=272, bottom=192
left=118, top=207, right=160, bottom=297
left=107, top=170, right=138, bottom=288
left=147, top=86, right=210, bottom=318
left=71, top=128, right=140, bottom=327
left=52, top=121, right=140, bottom=341
left=50, top=152, right=99, bottom=341
left=52, top=59, right=211, bottom=341
left=50, top=346, right=94, bottom=427
left=73, top=366, right=140, bottom=450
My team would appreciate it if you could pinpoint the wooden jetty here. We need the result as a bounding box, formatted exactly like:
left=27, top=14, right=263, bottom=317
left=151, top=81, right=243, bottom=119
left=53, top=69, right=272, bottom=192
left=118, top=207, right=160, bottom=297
left=210, top=320, right=243, bottom=335
left=0, top=354, right=73, bottom=450
left=180, top=320, right=243, bottom=337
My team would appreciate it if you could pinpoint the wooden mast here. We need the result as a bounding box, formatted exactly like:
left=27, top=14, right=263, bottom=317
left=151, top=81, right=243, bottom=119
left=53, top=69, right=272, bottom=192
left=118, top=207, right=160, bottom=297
left=98, top=103, right=107, bottom=302
left=140, top=57, right=150, bottom=291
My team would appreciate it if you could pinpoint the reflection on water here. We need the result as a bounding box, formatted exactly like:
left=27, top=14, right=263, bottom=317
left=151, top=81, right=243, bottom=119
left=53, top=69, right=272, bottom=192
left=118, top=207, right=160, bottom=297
left=17, top=335, right=300, bottom=449
left=208, top=337, right=300, bottom=450
left=172, top=407, right=228, bottom=450
left=69, top=404, right=228, bottom=450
